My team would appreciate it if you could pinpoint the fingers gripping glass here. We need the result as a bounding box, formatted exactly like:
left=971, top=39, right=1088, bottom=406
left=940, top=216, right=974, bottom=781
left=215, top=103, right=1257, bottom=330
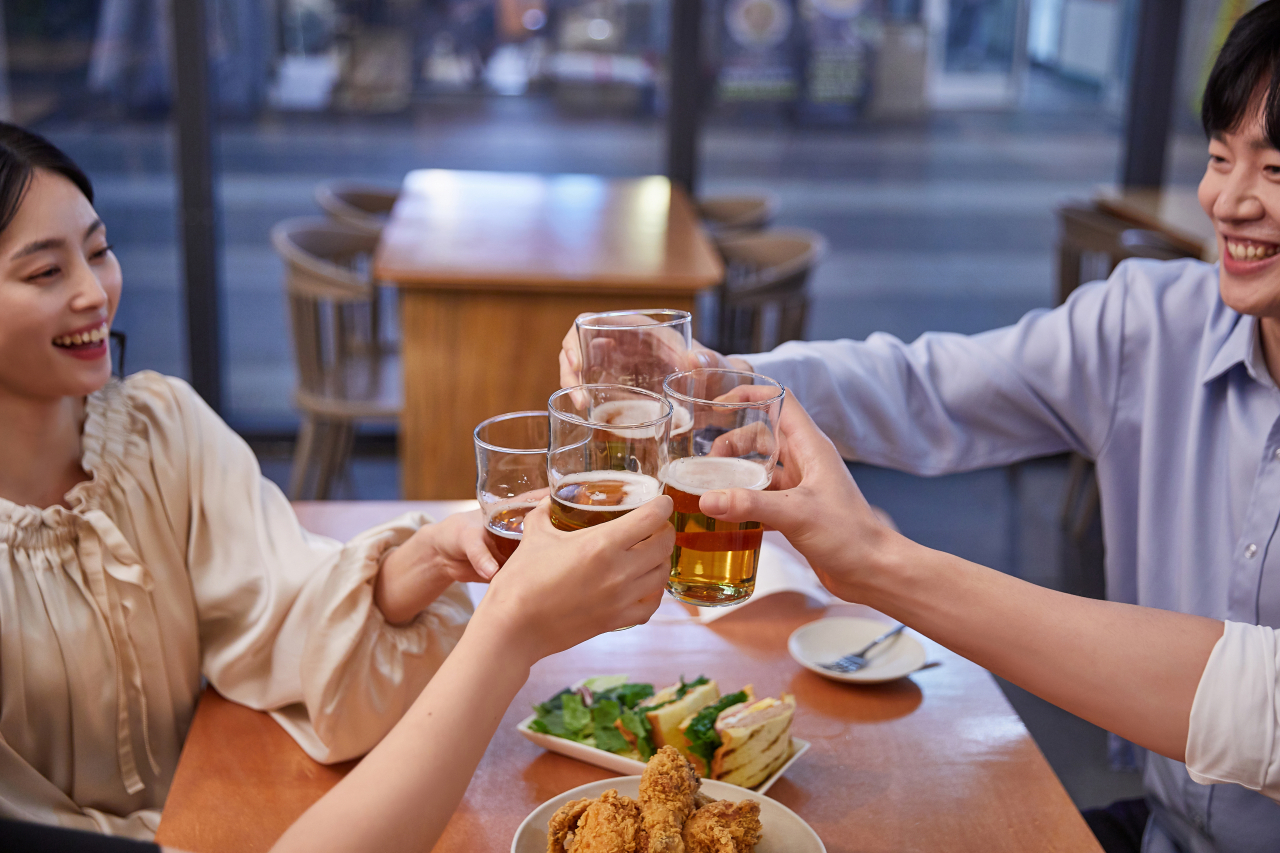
left=575, top=310, right=693, bottom=395
left=474, top=412, right=551, bottom=559
left=661, top=369, right=785, bottom=607
left=548, top=385, right=673, bottom=631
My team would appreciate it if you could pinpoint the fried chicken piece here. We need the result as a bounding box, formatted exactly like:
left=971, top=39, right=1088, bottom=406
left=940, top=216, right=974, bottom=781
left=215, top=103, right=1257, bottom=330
left=640, top=745, right=701, bottom=853
left=681, top=799, right=763, bottom=853
left=546, top=790, right=643, bottom=853
left=548, top=798, right=595, bottom=853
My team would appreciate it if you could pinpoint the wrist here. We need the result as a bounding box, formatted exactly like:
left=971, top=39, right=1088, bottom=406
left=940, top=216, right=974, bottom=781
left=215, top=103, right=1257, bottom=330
left=376, top=531, right=453, bottom=626
left=843, top=529, right=925, bottom=610
left=470, top=594, right=544, bottom=671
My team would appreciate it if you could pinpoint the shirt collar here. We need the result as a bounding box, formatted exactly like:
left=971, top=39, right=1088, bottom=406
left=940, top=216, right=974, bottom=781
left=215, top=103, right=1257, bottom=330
left=1201, top=312, right=1272, bottom=387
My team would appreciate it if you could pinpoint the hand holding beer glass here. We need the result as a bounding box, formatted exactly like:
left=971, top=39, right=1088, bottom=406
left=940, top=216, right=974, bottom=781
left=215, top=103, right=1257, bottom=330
left=662, top=369, right=785, bottom=606
left=474, top=411, right=551, bottom=560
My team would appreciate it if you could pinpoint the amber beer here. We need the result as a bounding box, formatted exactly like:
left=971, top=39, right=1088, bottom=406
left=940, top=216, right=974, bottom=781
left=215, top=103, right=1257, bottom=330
left=663, top=456, right=770, bottom=606
left=549, top=470, right=662, bottom=531
left=485, top=503, right=537, bottom=559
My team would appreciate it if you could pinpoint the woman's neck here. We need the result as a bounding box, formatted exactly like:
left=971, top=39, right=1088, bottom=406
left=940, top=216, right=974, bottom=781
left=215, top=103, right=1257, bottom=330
left=0, top=391, right=88, bottom=509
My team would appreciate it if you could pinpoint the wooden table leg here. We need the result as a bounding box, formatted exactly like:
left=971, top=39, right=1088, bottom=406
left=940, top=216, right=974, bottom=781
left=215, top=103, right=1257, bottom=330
left=399, top=289, right=697, bottom=499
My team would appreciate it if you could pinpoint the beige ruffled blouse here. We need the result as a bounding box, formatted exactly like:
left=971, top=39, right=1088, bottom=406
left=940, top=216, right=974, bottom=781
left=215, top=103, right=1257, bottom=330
left=0, top=372, right=472, bottom=839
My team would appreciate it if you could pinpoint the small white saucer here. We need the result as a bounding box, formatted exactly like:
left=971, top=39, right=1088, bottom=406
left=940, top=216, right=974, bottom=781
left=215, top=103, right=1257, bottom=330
left=788, top=617, right=927, bottom=683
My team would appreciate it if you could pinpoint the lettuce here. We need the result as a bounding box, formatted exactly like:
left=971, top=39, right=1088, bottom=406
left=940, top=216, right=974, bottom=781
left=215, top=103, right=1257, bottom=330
left=561, top=693, right=593, bottom=742
left=683, top=691, right=747, bottom=769
left=619, top=709, right=655, bottom=759
left=592, top=701, right=632, bottom=754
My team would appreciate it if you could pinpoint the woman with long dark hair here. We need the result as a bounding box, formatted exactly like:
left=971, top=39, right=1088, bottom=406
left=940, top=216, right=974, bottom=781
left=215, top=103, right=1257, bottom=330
left=0, top=123, right=673, bottom=839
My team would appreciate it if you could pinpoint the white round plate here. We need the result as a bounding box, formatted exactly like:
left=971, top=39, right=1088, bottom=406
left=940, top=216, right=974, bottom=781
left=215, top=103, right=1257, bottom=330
left=512, top=776, right=825, bottom=853
left=788, top=617, right=927, bottom=683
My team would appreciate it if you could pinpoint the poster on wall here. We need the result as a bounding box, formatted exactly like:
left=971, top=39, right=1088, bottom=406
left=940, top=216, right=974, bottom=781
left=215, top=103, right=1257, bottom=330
left=716, top=0, right=801, bottom=102
left=798, top=0, right=878, bottom=120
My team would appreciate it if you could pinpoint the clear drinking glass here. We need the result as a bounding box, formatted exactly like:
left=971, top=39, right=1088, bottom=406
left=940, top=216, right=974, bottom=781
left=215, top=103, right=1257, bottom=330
left=661, top=369, right=786, bottom=607
left=547, top=385, right=672, bottom=533
left=575, top=309, right=693, bottom=395
left=474, top=411, right=550, bottom=559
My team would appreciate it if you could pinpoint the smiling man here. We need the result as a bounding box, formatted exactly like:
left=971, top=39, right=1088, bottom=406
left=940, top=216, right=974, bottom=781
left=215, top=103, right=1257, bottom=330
left=562, top=4, right=1280, bottom=851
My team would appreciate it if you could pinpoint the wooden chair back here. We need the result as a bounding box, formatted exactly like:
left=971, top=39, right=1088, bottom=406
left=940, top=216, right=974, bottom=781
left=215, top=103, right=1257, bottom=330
left=698, top=193, right=779, bottom=239
left=271, top=217, right=397, bottom=418
left=716, top=228, right=827, bottom=354
left=314, top=181, right=399, bottom=236
left=1056, top=203, right=1194, bottom=305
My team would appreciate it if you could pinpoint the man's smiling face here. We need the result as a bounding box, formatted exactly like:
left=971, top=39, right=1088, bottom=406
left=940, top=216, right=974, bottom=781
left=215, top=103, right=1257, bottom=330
left=1199, top=98, right=1280, bottom=318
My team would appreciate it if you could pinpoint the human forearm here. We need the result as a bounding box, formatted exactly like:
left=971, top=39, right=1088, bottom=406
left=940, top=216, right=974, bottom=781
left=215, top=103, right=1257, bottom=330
left=858, top=538, right=1223, bottom=761
left=272, top=615, right=530, bottom=853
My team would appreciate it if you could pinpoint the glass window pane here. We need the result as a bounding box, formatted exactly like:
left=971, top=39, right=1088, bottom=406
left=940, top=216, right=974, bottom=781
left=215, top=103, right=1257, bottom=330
left=4, top=0, right=186, bottom=381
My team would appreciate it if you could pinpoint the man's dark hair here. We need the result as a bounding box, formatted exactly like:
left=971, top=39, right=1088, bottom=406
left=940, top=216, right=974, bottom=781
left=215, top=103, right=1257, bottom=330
left=0, top=122, right=94, bottom=237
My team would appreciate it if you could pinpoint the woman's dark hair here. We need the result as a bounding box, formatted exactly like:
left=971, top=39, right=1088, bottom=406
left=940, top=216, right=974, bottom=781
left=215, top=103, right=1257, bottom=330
left=0, top=122, right=94, bottom=236
left=1202, top=0, right=1280, bottom=149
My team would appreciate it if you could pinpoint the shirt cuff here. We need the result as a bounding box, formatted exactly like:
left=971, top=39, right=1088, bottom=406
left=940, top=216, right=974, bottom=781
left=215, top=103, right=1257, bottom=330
left=1185, top=621, right=1280, bottom=798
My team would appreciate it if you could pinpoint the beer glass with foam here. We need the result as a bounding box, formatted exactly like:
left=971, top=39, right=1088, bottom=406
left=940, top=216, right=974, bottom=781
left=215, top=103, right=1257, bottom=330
left=661, top=369, right=785, bottom=606
left=474, top=411, right=550, bottom=559
left=575, top=310, right=693, bottom=395
left=546, top=385, right=671, bottom=533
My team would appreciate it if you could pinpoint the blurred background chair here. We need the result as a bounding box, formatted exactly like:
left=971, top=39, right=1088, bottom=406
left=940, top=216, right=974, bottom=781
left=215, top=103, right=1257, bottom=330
left=272, top=217, right=403, bottom=500
left=697, top=193, right=779, bottom=240
left=714, top=228, right=827, bottom=355
left=315, top=180, right=399, bottom=235
left=315, top=180, right=402, bottom=351
left=1055, top=202, right=1196, bottom=539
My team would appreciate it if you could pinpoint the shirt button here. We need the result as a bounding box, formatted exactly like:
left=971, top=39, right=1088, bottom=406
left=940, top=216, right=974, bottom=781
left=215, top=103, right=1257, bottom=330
left=1246, top=543, right=1259, bottom=559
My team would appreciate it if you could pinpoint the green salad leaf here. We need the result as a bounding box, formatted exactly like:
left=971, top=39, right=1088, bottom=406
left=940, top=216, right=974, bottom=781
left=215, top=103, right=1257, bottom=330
left=561, top=693, right=593, bottom=742
left=592, top=700, right=632, bottom=754
left=531, top=679, right=658, bottom=753
left=619, top=709, right=654, bottom=760
left=683, top=690, right=748, bottom=769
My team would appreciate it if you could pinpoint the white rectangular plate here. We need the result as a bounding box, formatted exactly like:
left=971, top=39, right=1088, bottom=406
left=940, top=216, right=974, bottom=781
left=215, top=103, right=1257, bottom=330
left=516, top=714, right=809, bottom=795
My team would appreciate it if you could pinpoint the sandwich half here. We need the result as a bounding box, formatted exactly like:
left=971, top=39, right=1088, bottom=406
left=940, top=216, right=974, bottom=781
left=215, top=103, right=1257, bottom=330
left=641, top=679, right=720, bottom=755
left=710, top=694, right=797, bottom=789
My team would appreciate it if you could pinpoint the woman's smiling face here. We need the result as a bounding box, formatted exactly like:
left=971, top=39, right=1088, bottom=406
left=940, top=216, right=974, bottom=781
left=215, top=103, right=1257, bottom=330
left=0, top=168, right=121, bottom=403
left=1199, top=98, right=1280, bottom=317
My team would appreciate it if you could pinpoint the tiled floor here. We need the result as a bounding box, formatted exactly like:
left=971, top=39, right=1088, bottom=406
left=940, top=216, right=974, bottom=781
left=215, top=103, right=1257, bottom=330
left=59, top=66, right=1203, bottom=809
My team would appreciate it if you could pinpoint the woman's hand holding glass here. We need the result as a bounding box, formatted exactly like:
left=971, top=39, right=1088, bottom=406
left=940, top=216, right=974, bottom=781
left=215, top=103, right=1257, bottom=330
left=375, top=509, right=507, bottom=625
left=476, top=495, right=675, bottom=662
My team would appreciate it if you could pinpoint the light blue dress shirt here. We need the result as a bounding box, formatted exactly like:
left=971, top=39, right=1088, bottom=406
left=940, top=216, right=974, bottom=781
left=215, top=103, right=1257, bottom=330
left=746, top=258, right=1280, bottom=853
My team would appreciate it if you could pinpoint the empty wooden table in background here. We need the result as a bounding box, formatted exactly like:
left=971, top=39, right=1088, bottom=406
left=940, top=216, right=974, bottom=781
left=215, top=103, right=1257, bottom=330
left=154, top=502, right=1101, bottom=853
left=374, top=170, right=724, bottom=499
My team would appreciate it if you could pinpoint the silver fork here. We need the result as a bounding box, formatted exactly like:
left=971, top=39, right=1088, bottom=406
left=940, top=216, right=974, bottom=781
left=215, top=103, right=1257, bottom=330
left=819, top=624, right=907, bottom=673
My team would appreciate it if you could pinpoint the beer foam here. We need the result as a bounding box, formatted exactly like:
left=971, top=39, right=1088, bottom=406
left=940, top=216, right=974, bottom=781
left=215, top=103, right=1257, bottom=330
left=554, top=470, right=662, bottom=509
left=589, top=400, right=691, bottom=436
left=662, top=456, right=770, bottom=496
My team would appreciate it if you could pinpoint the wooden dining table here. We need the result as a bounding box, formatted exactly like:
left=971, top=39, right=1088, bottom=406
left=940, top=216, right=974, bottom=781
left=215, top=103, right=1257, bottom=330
left=154, top=501, right=1102, bottom=853
left=373, top=170, right=724, bottom=500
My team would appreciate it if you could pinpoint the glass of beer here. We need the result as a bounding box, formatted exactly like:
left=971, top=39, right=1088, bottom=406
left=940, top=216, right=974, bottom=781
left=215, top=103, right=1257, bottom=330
left=474, top=411, right=550, bottom=560
left=547, top=385, right=671, bottom=533
left=661, top=369, right=785, bottom=607
left=576, top=310, right=693, bottom=395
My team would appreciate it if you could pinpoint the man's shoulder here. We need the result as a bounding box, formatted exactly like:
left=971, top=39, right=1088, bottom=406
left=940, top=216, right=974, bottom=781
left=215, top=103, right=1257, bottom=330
left=1109, top=257, right=1229, bottom=337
